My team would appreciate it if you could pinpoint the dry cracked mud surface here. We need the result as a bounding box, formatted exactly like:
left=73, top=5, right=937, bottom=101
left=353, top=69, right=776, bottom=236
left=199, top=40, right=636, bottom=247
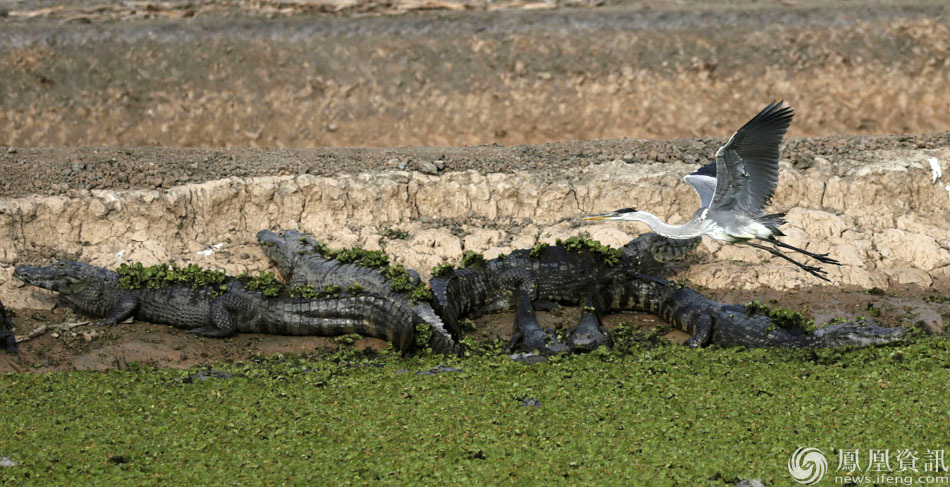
left=1, top=0, right=948, bottom=372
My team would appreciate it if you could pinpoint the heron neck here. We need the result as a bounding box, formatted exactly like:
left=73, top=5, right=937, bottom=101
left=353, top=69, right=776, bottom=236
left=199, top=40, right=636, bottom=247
left=628, top=211, right=706, bottom=239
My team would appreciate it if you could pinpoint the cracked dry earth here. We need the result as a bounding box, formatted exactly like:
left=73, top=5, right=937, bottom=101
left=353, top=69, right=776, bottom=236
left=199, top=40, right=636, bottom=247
left=1, top=134, right=949, bottom=372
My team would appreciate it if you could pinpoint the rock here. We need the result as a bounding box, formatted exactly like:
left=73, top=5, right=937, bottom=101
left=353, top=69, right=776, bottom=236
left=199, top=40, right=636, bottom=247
left=433, top=160, right=446, bottom=170
left=735, top=480, right=765, bottom=487
left=0, top=457, right=16, bottom=467
left=520, top=398, right=542, bottom=407
left=511, top=352, right=546, bottom=364
left=876, top=229, right=950, bottom=271
left=622, top=153, right=635, bottom=163
left=417, top=365, right=462, bottom=375
left=413, top=160, right=439, bottom=175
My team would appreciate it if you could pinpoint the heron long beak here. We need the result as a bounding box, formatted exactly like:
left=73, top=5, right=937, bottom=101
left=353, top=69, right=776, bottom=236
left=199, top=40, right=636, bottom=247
left=582, top=211, right=613, bottom=221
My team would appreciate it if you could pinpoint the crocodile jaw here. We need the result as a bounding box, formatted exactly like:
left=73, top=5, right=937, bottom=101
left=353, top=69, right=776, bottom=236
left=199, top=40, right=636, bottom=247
left=811, top=323, right=907, bottom=347
left=15, top=262, right=90, bottom=295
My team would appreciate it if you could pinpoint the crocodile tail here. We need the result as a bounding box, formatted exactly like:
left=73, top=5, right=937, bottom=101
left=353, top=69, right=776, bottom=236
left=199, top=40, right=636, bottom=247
left=755, top=213, right=787, bottom=237
left=429, top=271, right=462, bottom=340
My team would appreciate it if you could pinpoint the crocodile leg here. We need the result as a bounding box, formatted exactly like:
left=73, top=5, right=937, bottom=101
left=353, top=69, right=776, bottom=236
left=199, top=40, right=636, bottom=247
left=508, top=285, right=569, bottom=355
left=187, top=297, right=239, bottom=338
left=565, top=293, right=608, bottom=352
left=96, top=293, right=139, bottom=327
left=0, top=301, right=17, bottom=353
left=1, top=330, right=16, bottom=353
left=683, top=313, right=713, bottom=348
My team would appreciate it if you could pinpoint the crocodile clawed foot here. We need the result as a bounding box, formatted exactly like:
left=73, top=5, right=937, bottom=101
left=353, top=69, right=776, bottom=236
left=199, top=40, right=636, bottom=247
left=1, top=330, right=18, bottom=354
left=95, top=318, right=117, bottom=327
left=187, top=327, right=233, bottom=338
left=565, top=320, right=607, bottom=353
left=508, top=327, right=569, bottom=356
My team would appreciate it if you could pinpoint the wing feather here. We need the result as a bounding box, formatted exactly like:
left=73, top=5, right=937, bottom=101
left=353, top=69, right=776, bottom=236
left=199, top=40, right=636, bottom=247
left=683, top=162, right=717, bottom=208
left=710, top=101, right=794, bottom=215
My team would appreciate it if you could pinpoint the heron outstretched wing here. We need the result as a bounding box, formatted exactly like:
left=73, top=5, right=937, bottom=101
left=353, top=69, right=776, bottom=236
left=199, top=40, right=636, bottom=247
left=683, top=162, right=717, bottom=208
left=709, top=101, right=794, bottom=215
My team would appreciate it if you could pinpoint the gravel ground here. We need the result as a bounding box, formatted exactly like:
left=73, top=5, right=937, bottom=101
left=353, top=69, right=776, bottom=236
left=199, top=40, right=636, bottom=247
left=3, top=132, right=948, bottom=197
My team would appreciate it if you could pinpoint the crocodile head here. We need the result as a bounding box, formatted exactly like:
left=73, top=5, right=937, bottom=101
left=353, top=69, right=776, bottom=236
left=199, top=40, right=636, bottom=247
left=621, top=233, right=701, bottom=268
left=14, top=260, right=114, bottom=295
left=809, top=321, right=907, bottom=347
left=256, top=229, right=305, bottom=280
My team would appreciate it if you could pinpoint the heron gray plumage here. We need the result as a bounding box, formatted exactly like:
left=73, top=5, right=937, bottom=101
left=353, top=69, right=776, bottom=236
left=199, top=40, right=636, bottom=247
left=584, top=101, right=840, bottom=281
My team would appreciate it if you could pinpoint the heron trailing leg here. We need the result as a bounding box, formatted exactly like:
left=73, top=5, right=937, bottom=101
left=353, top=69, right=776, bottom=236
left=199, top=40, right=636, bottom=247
left=765, top=237, right=841, bottom=265
left=743, top=241, right=831, bottom=282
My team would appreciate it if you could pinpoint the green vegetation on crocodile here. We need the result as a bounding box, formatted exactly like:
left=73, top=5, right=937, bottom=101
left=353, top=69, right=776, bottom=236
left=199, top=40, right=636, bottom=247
left=431, top=262, right=455, bottom=277
left=745, top=299, right=817, bottom=333
left=237, top=270, right=284, bottom=297
left=117, top=263, right=229, bottom=296
left=529, top=241, right=549, bottom=258
left=556, top=232, right=624, bottom=266
left=459, top=251, right=486, bottom=268
left=299, top=237, right=433, bottom=303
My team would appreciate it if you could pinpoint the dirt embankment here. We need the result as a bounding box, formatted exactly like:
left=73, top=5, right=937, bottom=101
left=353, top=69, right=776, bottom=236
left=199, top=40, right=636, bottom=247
left=2, top=135, right=949, bottom=303
left=1, top=2, right=948, bottom=148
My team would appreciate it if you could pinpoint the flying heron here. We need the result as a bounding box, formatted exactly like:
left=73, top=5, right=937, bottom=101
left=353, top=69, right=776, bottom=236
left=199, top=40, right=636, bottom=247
left=584, top=101, right=840, bottom=281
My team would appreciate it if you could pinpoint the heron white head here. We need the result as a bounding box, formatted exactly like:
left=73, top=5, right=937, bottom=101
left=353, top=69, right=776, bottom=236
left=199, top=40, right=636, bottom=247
left=582, top=208, right=639, bottom=221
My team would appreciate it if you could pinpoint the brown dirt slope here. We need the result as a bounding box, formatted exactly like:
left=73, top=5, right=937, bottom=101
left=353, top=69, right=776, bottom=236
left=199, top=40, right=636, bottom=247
left=1, top=1, right=948, bottom=148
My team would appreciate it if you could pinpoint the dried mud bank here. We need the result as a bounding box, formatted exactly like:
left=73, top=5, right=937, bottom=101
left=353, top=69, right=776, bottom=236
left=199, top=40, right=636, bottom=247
left=1, top=4, right=948, bottom=148
left=2, top=145, right=949, bottom=311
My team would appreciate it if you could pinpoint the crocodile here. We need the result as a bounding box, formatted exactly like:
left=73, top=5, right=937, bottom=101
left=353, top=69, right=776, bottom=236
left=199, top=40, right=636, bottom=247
left=429, top=232, right=703, bottom=354
left=0, top=299, right=17, bottom=353
left=256, top=229, right=458, bottom=354
left=12, top=231, right=906, bottom=356
left=605, top=275, right=906, bottom=348
left=429, top=233, right=905, bottom=353
left=14, top=261, right=422, bottom=353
